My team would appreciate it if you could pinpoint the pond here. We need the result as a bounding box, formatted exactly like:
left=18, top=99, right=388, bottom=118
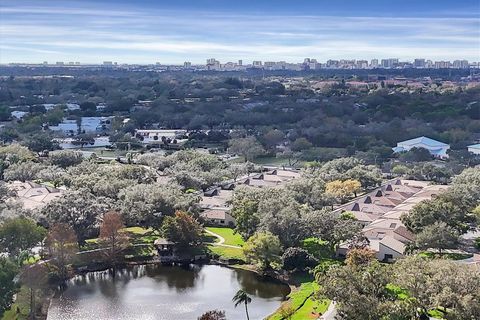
left=47, top=264, right=290, bottom=320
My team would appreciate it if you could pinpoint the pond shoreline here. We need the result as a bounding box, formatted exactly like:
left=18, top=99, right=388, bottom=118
left=44, top=258, right=291, bottom=320
left=46, top=262, right=291, bottom=320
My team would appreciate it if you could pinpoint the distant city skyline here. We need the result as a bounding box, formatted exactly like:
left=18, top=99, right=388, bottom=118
left=1, top=0, right=479, bottom=64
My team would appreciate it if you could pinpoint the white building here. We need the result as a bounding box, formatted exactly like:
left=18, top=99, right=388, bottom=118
left=467, top=144, right=480, bottom=155
left=392, top=136, right=450, bottom=159
left=135, top=129, right=187, bottom=144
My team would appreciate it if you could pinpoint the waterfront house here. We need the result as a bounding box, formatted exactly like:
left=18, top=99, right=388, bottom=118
left=201, top=209, right=236, bottom=227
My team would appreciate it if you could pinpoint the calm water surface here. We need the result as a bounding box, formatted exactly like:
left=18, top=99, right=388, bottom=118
left=47, top=264, right=290, bottom=320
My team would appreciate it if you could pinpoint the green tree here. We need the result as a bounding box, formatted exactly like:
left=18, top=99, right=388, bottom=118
left=393, top=256, right=480, bottom=319
left=318, top=261, right=407, bottom=319
left=345, top=247, right=377, bottom=268
left=230, top=186, right=262, bottom=239
left=262, top=129, right=284, bottom=150
left=402, top=196, right=472, bottom=234
left=306, top=210, right=362, bottom=253
left=161, top=211, right=203, bottom=247
left=414, top=222, right=460, bottom=254
left=243, top=231, right=282, bottom=270
left=37, top=165, right=66, bottom=187
left=42, top=189, right=111, bottom=245
left=232, top=289, right=252, bottom=320
left=45, top=223, right=78, bottom=280
left=0, top=257, right=18, bottom=317
left=119, top=183, right=198, bottom=230
left=282, top=247, right=316, bottom=272
left=3, top=162, right=44, bottom=182
left=49, top=150, right=83, bottom=168
left=22, top=133, right=59, bottom=154
left=228, top=137, right=265, bottom=162
left=0, top=217, right=47, bottom=258
left=20, top=263, right=49, bottom=320
left=290, top=137, right=313, bottom=152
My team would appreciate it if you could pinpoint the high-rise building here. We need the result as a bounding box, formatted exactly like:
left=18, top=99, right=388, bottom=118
left=326, top=60, right=339, bottom=68
left=452, top=60, right=469, bottom=69
left=381, top=58, right=398, bottom=68
left=414, top=58, right=426, bottom=68
left=252, top=61, right=263, bottom=68
left=183, top=61, right=192, bottom=68
left=206, top=58, right=220, bottom=70
left=370, top=59, right=379, bottom=68
left=356, top=60, right=368, bottom=69
left=238, top=60, right=243, bottom=66
left=434, top=61, right=451, bottom=68
left=55, top=61, right=64, bottom=65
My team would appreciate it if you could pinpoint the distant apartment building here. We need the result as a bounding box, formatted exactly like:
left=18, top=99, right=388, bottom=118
left=356, top=60, right=368, bottom=69
left=414, top=58, right=426, bottom=68
left=370, top=59, right=379, bottom=68
left=381, top=58, right=399, bottom=68
left=326, top=60, right=339, bottom=68
left=183, top=61, right=192, bottom=68
left=252, top=61, right=263, bottom=68
left=206, top=58, right=220, bottom=70
left=453, top=60, right=469, bottom=69
left=434, top=61, right=451, bottom=68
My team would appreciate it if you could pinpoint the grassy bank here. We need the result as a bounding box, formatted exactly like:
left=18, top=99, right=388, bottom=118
left=267, top=282, right=329, bottom=320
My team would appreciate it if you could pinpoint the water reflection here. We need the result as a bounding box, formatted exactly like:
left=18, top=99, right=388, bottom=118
left=48, top=264, right=289, bottom=320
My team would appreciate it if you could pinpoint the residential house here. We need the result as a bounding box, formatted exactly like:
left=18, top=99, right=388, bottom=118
left=336, top=180, right=447, bottom=261
left=201, top=209, right=236, bottom=227
left=7, top=181, right=64, bottom=210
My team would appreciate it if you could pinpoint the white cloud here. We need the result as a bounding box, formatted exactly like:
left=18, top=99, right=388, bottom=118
left=0, top=1, right=478, bottom=63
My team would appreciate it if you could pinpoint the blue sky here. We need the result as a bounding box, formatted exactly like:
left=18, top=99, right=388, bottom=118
left=0, top=0, right=479, bottom=64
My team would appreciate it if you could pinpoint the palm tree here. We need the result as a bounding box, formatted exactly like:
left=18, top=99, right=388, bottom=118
left=232, top=289, right=252, bottom=320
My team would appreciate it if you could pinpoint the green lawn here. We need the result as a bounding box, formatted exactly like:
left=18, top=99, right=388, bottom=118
left=123, top=226, right=152, bottom=235
left=205, top=227, right=245, bottom=247
left=418, top=251, right=473, bottom=260
left=207, top=245, right=245, bottom=261
left=268, top=282, right=330, bottom=320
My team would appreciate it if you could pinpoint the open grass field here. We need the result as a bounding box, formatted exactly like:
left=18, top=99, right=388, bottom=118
left=207, top=245, right=245, bottom=261
left=267, top=282, right=329, bottom=320
left=205, top=227, right=245, bottom=247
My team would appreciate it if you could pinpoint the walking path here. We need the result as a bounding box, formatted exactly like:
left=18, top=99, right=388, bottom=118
left=204, top=229, right=242, bottom=249
left=319, top=301, right=337, bottom=320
